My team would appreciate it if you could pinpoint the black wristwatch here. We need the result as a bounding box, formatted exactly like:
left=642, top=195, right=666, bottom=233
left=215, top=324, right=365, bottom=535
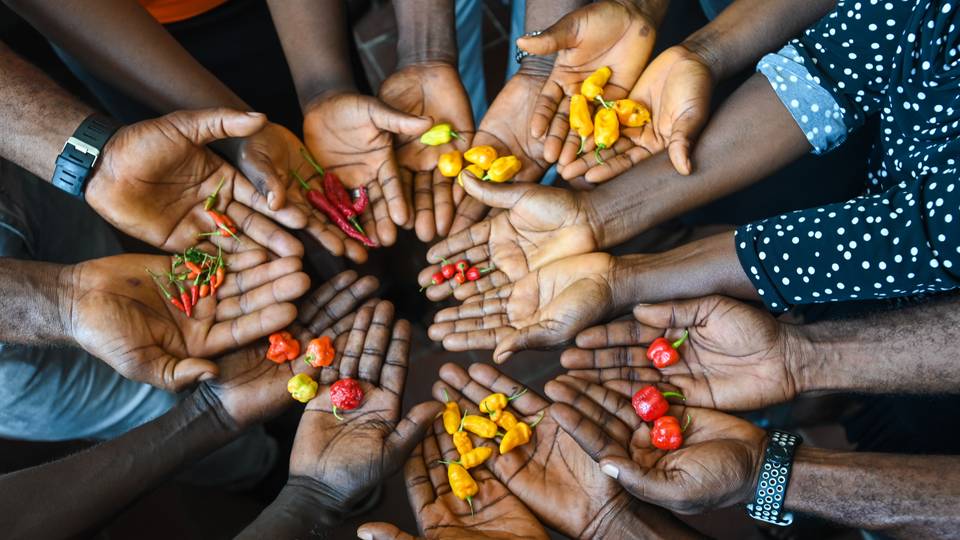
left=746, top=430, right=802, bottom=526
left=51, top=113, right=121, bottom=198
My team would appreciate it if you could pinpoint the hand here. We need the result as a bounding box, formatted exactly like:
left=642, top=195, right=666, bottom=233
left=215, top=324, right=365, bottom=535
left=433, top=363, right=634, bottom=539
left=303, top=92, right=433, bottom=247
left=358, top=422, right=549, bottom=540
left=86, top=108, right=304, bottom=257
left=63, top=252, right=310, bottom=392
left=559, top=45, right=713, bottom=183
left=379, top=62, right=475, bottom=241
left=429, top=253, right=616, bottom=363
left=516, top=0, right=658, bottom=161
left=205, top=270, right=379, bottom=429
left=547, top=374, right=766, bottom=514
left=287, top=301, right=443, bottom=512
left=450, top=70, right=552, bottom=234
left=561, top=296, right=803, bottom=411
left=418, top=173, right=599, bottom=302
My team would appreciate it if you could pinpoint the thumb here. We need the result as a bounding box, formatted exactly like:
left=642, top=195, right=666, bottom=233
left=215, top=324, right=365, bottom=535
left=460, top=169, right=538, bottom=210
left=357, top=522, right=419, bottom=540
left=165, top=108, right=268, bottom=146
left=385, top=401, right=445, bottom=460
left=162, top=355, right=219, bottom=393
left=633, top=297, right=710, bottom=329
left=599, top=456, right=674, bottom=506
left=666, top=111, right=705, bottom=176
left=369, top=101, right=433, bottom=137
left=237, top=150, right=286, bottom=210
left=515, top=16, right=577, bottom=55
left=493, top=323, right=558, bottom=364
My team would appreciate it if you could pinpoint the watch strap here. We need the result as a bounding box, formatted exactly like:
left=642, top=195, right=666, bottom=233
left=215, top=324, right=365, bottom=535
left=746, top=429, right=802, bottom=526
left=52, top=113, right=120, bottom=198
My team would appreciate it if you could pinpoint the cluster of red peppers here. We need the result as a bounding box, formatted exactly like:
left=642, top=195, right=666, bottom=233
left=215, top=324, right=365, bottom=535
left=632, top=385, right=688, bottom=451
left=424, top=259, right=493, bottom=290
left=147, top=245, right=225, bottom=318
left=294, top=148, right=374, bottom=247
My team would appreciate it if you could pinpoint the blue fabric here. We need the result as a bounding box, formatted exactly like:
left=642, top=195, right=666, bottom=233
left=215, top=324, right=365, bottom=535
left=455, top=0, right=488, bottom=121
left=698, top=0, right=733, bottom=20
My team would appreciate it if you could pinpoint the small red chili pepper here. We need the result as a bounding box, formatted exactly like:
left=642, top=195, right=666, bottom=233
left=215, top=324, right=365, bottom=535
left=330, top=377, right=364, bottom=420
left=455, top=260, right=469, bottom=272
left=465, top=265, right=495, bottom=282
left=647, top=330, right=689, bottom=369
left=323, top=172, right=364, bottom=234
left=304, top=335, right=336, bottom=368
left=199, top=283, right=210, bottom=298
left=631, top=385, right=685, bottom=422
left=420, top=271, right=447, bottom=291
left=650, top=414, right=690, bottom=451
left=266, top=331, right=301, bottom=364
left=293, top=170, right=376, bottom=248
left=146, top=268, right=186, bottom=314
left=351, top=187, right=369, bottom=214
left=454, top=271, right=467, bottom=285
left=440, top=259, right=457, bottom=280
left=170, top=278, right=192, bottom=318
left=185, top=261, right=202, bottom=276
left=206, top=209, right=237, bottom=232
left=190, top=284, right=199, bottom=307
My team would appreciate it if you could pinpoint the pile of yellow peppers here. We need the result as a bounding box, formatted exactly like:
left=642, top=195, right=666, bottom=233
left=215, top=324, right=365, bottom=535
left=421, top=123, right=522, bottom=184
left=570, top=66, right=652, bottom=164
left=440, top=388, right=542, bottom=513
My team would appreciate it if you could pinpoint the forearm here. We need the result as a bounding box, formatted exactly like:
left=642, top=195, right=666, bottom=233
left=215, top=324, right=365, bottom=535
left=684, top=0, right=835, bottom=81
left=785, top=447, right=960, bottom=537
left=623, top=0, right=671, bottom=27
left=236, top=478, right=340, bottom=539
left=611, top=231, right=758, bottom=312
left=266, top=0, right=357, bottom=107
left=0, top=385, right=239, bottom=539
left=585, top=74, right=808, bottom=249
left=394, top=0, right=457, bottom=67
left=0, top=259, right=73, bottom=345
left=793, top=294, right=960, bottom=395
left=3, top=0, right=247, bottom=113
left=0, top=42, right=94, bottom=180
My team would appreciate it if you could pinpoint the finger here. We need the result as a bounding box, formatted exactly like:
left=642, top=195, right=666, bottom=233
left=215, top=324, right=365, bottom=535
left=434, top=417, right=462, bottom=464
left=530, top=78, right=564, bottom=139
left=668, top=111, right=705, bottom=176
left=575, top=319, right=664, bottom=349
left=546, top=379, right=635, bottom=446
left=598, top=456, right=676, bottom=509
left=554, top=375, right=642, bottom=433
left=402, top=441, right=436, bottom=518
left=386, top=401, right=445, bottom=466
left=543, top=94, right=571, bottom=163
left=558, top=119, right=588, bottom=167
left=298, top=272, right=380, bottom=334
left=319, top=333, right=351, bottom=385
left=378, top=153, right=410, bottom=228
left=549, top=402, right=631, bottom=463
left=339, top=304, right=374, bottom=379
left=433, top=296, right=507, bottom=323
left=515, top=15, right=577, bottom=55
left=413, top=171, right=436, bottom=242
left=432, top=169, right=455, bottom=238
left=633, top=298, right=714, bottom=329
left=358, top=195, right=380, bottom=247
left=357, top=522, right=418, bottom=540
left=492, top=321, right=560, bottom=364
left=367, top=180, right=397, bottom=247
left=466, top=362, right=550, bottom=416
left=437, top=362, right=487, bottom=409
left=221, top=249, right=268, bottom=272
left=432, top=325, right=510, bottom=352
left=370, top=101, right=433, bottom=137
left=561, top=345, right=650, bottom=370
left=380, top=319, right=411, bottom=397
left=164, top=108, right=267, bottom=145
left=448, top=195, right=490, bottom=235
left=399, top=168, right=416, bottom=230
left=233, top=174, right=306, bottom=229
left=215, top=272, right=311, bottom=321
left=425, top=220, right=491, bottom=265
left=459, top=171, right=538, bottom=211
left=421, top=421, right=449, bottom=493
left=297, top=205, right=347, bottom=258
left=155, top=353, right=219, bottom=393
left=357, top=301, right=395, bottom=384
left=451, top=269, right=510, bottom=302
left=216, top=256, right=303, bottom=298
left=237, top=150, right=287, bottom=211
left=206, top=302, right=298, bottom=352
left=584, top=143, right=655, bottom=184
left=224, top=202, right=304, bottom=257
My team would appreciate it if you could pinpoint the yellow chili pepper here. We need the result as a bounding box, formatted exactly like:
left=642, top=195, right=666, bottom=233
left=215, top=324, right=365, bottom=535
left=443, top=401, right=462, bottom=435
left=489, top=408, right=504, bottom=422
left=613, top=99, right=651, bottom=128
left=581, top=66, right=612, bottom=102
left=453, top=430, right=474, bottom=456
left=462, top=414, right=498, bottom=438
left=420, top=123, right=463, bottom=146
left=499, top=412, right=544, bottom=454
left=480, top=393, right=508, bottom=415
left=464, top=145, right=498, bottom=170
left=569, top=94, right=594, bottom=155
left=286, top=373, right=318, bottom=403
left=496, top=410, right=519, bottom=431
left=447, top=463, right=478, bottom=512
left=457, top=164, right=485, bottom=187
left=437, top=150, right=463, bottom=178
left=458, top=446, right=492, bottom=469
left=482, top=156, right=521, bottom=183
left=593, top=108, right=620, bottom=164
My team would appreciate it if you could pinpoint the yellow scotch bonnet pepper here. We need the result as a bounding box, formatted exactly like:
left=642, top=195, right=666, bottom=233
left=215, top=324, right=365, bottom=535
left=482, top=156, right=521, bottom=183
left=287, top=373, right=318, bottom=403
left=457, top=164, right=486, bottom=187
left=448, top=463, right=479, bottom=512
left=464, top=145, right=498, bottom=169
left=613, top=99, right=651, bottom=128
left=437, top=150, right=463, bottom=178
left=581, top=66, right=612, bottom=102
left=453, top=430, right=474, bottom=456
left=420, top=123, right=463, bottom=146
left=499, top=411, right=544, bottom=454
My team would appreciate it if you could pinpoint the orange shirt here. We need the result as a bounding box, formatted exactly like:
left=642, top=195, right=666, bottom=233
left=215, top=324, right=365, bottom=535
left=138, top=0, right=228, bottom=24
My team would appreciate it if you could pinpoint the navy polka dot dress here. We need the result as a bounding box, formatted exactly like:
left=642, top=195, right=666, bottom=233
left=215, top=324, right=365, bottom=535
left=736, top=0, right=960, bottom=312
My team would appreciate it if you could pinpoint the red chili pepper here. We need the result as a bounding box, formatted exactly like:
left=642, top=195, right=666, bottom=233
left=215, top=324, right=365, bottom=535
left=266, top=331, right=301, bottom=364
left=323, top=172, right=364, bottom=234
left=330, top=377, right=364, bottom=420
left=631, top=385, right=685, bottom=422
left=455, top=260, right=469, bottom=272
left=146, top=268, right=186, bottom=314
left=206, top=209, right=237, bottom=232
left=465, top=265, right=494, bottom=282
left=440, top=259, right=456, bottom=280
left=185, top=261, right=202, bottom=276
left=454, top=271, right=467, bottom=285
left=650, top=415, right=689, bottom=451
left=304, top=335, right=336, bottom=368
left=190, top=284, right=199, bottom=307
left=170, top=278, right=192, bottom=318
left=199, top=283, right=210, bottom=298
left=293, top=170, right=376, bottom=248
left=210, top=266, right=225, bottom=295
left=351, top=187, right=369, bottom=214
left=420, top=271, right=446, bottom=292
left=647, top=330, right=689, bottom=369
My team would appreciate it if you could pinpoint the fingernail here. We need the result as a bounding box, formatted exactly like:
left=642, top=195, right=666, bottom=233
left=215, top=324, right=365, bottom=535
left=357, top=532, right=373, bottom=540
left=199, top=372, right=216, bottom=382
left=601, top=463, right=620, bottom=479
left=246, top=111, right=265, bottom=118
left=267, top=192, right=276, bottom=206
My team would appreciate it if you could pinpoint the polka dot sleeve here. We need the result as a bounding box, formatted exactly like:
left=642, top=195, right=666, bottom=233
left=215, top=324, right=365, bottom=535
left=735, top=174, right=960, bottom=312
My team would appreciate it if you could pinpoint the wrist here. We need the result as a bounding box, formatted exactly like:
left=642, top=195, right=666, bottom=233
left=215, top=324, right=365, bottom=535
left=788, top=321, right=850, bottom=395
left=517, top=55, right=555, bottom=79
left=609, top=254, right=648, bottom=314
left=279, top=477, right=344, bottom=525
left=680, top=35, right=722, bottom=84
left=56, top=264, right=78, bottom=344
left=187, top=383, right=243, bottom=439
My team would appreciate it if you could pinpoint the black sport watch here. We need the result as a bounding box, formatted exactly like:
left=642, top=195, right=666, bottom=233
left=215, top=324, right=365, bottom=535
left=746, top=429, right=802, bottom=526
left=51, top=113, right=120, bottom=198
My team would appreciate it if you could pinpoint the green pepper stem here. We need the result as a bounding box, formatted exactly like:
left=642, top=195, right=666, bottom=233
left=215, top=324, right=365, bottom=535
left=299, top=147, right=325, bottom=175
left=508, top=387, right=528, bottom=401
left=594, top=145, right=606, bottom=164
left=528, top=410, right=546, bottom=428
left=681, top=413, right=692, bottom=432
left=661, top=391, right=686, bottom=401
left=451, top=130, right=465, bottom=142
left=145, top=268, right=174, bottom=300
left=442, top=388, right=450, bottom=403
left=467, top=496, right=474, bottom=516
left=349, top=216, right=365, bottom=235
left=595, top=95, right=614, bottom=109
left=333, top=406, right=343, bottom=421
left=291, top=169, right=311, bottom=191
left=577, top=135, right=586, bottom=156
left=457, top=413, right=468, bottom=433
left=671, top=330, right=689, bottom=350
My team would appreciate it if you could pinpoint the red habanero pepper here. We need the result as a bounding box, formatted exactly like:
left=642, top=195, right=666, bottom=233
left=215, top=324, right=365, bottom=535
left=266, top=331, right=300, bottom=364
left=631, top=385, right=685, bottom=422
left=292, top=170, right=376, bottom=248
left=465, top=265, right=494, bottom=282
left=440, top=259, right=457, bottom=280
left=146, top=268, right=186, bottom=314
left=329, top=378, right=364, bottom=420
left=323, top=172, right=364, bottom=234
left=647, top=330, right=689, bottom=369
left=420, top=271, right=446, bottom=292
left=650, top=414, right=689, bottom=451
left=304, top=335, right=335, bottom=368
left=454, top=271, right=467, bottom=285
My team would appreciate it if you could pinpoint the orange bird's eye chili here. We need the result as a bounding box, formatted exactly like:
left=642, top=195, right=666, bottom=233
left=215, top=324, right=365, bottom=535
left=304, top=335, right=335, bottom=368
left=647, top=330, right=689, bottom=369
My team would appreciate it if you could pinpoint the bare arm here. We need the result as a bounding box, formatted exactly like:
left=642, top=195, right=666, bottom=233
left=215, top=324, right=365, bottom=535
left=393, top=0, right=458, bottom=68
left=0, top=259, right=72, bottom=346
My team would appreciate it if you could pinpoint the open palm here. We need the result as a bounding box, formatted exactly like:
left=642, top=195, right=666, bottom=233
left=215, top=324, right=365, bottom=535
left=429, top=253, right=616, bottom=363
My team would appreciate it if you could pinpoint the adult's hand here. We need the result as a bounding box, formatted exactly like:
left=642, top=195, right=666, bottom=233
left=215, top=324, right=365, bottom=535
left=286, top=301, right=443, bottom=512
left=432, top=363, right=635, bottom=539
left=62, top=252, right=310, bottom=392
left=379, top=62, right=474, bottom=241
left=86, top=108, right=304, bottom=257
left=516, top=0, right=659, bottom=162
left=559, top=45, right=713, bottom=182
left=562, top=295, right=803, bottom=411
left=429, top=252, right=615, bottom=363
left=419, top=173, right=599, bottom=301
left=450, top=69, right=553, bottom=234
left=547, top=375, right=766, bottom=514
left=357, top=421, right=548, bottom=540
left=303, top=92, right=433, bottom=247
